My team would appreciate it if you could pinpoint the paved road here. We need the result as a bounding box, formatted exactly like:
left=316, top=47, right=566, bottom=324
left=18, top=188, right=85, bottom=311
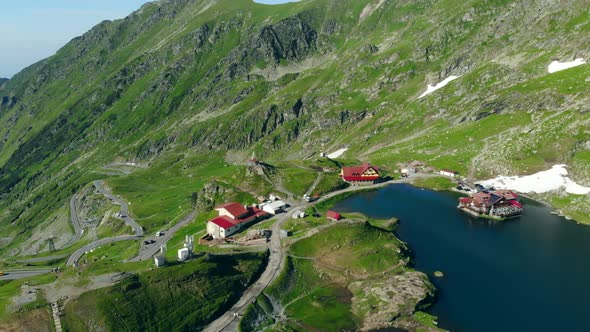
left=17, top=254, right=68, bottom=264
left=127, top=211, right=197, bottom=262
left=0, top=269, right=53, bottom=280
left=65, top=235, right=142, bottom=267
left=64, top=181, right=145, bottom=267
left=59, top=191, right=84, bottom=249
left=69, top=193, right=83, bottom=243
left=203, top=211, right=294, bottom=332
left=93, top=180, right=144, bottom=237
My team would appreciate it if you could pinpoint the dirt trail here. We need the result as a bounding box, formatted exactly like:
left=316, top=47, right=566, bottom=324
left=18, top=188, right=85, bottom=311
left=41, top=272, right=129, bottom=303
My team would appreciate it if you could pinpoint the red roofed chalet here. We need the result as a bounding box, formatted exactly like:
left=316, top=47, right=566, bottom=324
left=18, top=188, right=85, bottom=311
left=207, top=202, right=270, bottom=239
left=341, top=163, right=380, bottom=184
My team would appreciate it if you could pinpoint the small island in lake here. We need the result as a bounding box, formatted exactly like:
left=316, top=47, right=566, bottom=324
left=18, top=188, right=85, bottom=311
left=457, top=190, right=523, bottom=220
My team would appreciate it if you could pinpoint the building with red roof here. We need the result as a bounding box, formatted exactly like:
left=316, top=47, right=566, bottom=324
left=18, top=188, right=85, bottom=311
left=327, top=210, right=341, bottom=222
left=215, top=202, right=249, bottom=220
left=340, top=163, right=380, bottom=185
left=207, top=202, right=270, bottom=239
left=458, top=190, right=523, bottom=220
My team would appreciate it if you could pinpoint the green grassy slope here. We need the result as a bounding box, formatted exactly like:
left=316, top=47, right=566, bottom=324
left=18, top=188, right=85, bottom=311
left=1, top=0, right=590, bottom=256
left=63, top=252, right=267, bottom=332
left=247, top=222, right=436, bottom=331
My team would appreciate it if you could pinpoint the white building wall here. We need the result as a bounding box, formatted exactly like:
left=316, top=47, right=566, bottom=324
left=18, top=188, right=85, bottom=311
left=178, top=248, right=190, bottom=261
left=216, top=208, right=236, bottom=219
left=207, top=221, right=221, bottom=239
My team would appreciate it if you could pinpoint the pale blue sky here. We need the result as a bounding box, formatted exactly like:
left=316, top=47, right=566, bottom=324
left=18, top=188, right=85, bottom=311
left=0, top=0, right=297, bottom=78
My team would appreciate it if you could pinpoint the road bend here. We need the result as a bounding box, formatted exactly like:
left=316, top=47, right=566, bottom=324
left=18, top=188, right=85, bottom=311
left=127, top=211, right=197, bottom=262
left=93, top=180, right=144, bottom=236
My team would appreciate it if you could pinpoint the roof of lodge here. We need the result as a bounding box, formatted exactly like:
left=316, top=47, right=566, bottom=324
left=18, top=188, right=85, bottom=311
left=470, top=190, right=519, bottom=207
left=341, top=163, right=380, bottom=181
left=209, top=216, right=236, bottom=229
left=215, top=202, right=248, bottom=217
left=209, top=205, right=270, bottom=230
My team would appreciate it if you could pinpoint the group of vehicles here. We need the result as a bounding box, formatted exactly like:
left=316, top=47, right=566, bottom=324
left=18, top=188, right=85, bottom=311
left=142, top=230, right=165, bottom=245
left=302, top=194, right=318, bottom=202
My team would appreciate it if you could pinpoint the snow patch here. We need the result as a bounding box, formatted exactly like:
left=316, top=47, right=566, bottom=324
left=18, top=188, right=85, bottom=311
left=327, top=148, right=348, bottom=159
left=418, top=75, right=461, bottom=99
left=480, top=165, right=590, bottom=195
left=547, top=58, right=586, bottom=73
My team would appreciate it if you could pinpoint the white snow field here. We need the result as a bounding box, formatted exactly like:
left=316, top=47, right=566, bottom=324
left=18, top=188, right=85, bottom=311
left=480, top=164, right=590, bottom=195
left=327, top=148, right=348, bottom=159
left=547, top=58, right=586, bottom=73
left=418, top=75, right=461, bottom=99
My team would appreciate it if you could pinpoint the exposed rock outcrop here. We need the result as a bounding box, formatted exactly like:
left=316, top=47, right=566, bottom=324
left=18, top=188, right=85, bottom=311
left=350, top=271, right=436, bottom=331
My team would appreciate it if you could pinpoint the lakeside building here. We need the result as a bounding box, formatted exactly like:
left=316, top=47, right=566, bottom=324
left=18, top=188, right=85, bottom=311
left=440, top=169, right=458, bottom=177
left=207, top=202, right=270, bottom=239
left=341, top=163, right=381, bottom=185
left=458, top=190, right=523, bottom=220
left=327, top=210, right=341, bottom=221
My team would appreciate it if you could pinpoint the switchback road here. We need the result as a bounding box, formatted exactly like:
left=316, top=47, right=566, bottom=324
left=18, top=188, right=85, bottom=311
left=127, top=211, right=196, bottom=262
left=93, top=180, right=144, bottom=236
left=65, top=235, right=142, bottom=267
left=65, top=181, right=145, bottom=267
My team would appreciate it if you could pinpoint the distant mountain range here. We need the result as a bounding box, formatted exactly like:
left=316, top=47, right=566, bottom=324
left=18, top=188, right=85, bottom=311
left=1, top=0, right=590, bottom=254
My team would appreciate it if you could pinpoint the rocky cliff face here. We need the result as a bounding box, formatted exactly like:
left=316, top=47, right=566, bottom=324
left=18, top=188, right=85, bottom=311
left=1, top=0, right=590, bottom=248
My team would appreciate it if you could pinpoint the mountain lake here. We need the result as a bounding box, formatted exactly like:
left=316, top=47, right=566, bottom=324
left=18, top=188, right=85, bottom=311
left=333, top=183, right=590, bottom=332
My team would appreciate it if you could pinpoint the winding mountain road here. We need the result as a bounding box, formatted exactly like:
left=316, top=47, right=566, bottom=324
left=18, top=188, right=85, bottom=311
left=66, top=181, right=201, bottom=267
left=127, top=211, right=196, bottom=262
left=93, top=180, right=144, bottom=236
left=65, top=235, right=142, bottom=267
left=68, top=193, right=83, bottom=244
left=65, top=181, right=145, bottom=267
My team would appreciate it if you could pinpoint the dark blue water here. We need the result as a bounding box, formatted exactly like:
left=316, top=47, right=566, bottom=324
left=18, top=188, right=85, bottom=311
left=333, top=184, right=590, bottom=332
